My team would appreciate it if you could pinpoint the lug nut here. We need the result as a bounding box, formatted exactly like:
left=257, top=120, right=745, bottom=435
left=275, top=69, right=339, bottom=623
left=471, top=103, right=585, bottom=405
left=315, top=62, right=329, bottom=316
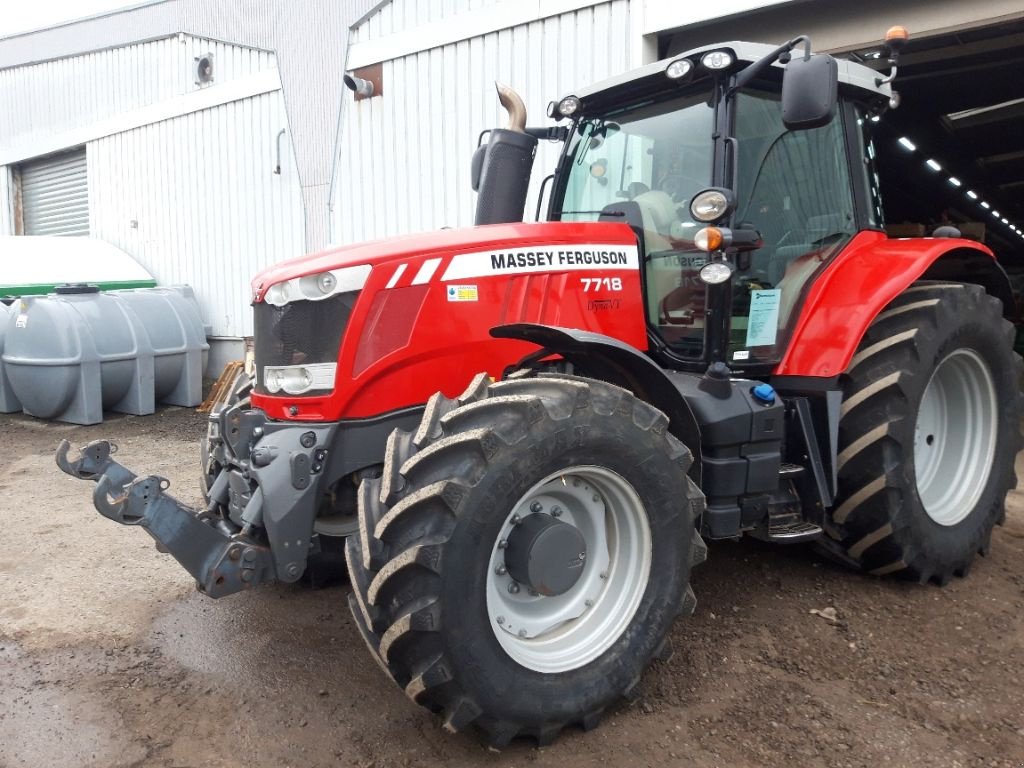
left=551, top=506, right=562, bottom=517
left=592, top=494, right=600, bottom=503
left=508, top=582, right=520, bottom=594
left=497, top=539, right=508, bottom=549
left=530, top=501, right=542, bottom=513
left=600, top=571, right=608, bottom=579
left=496, top=616, right=505, bottom=625
left=495, top=565, right=507, bottom=576
left=585, top=599, right=594, bottom=608
left=510, top=514, right=521, bottom=526
left=518, top=629, right=527, bottom=638
left=578, top=552, right=586, bottom=561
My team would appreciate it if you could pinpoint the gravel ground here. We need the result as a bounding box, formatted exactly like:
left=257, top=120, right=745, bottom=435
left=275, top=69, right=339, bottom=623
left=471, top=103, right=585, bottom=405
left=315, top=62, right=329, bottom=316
left=1, top=405, right=1023, bottom=768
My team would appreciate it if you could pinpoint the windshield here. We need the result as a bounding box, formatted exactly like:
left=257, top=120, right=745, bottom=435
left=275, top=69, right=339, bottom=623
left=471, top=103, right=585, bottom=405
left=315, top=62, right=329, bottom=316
left=552, top=86, right=856, bottom=368
left=555, top=93, right=716, bottom=358
left=556, top=93, right=715, bottom=222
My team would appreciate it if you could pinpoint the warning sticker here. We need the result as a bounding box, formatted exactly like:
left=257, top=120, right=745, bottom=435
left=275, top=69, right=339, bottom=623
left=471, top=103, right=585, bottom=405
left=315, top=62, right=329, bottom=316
left=732, top=350, right=750, bottom=361
left=15, top=314, right=27, bottom=329
left=447, top=284, right=479, bottom=302
left=745, top=289, right=781, bottom=347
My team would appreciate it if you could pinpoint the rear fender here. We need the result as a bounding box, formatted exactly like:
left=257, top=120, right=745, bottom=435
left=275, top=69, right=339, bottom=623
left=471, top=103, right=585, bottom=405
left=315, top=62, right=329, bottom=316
left=776, top=231, right=1012, bottom=377
left=491, top=323, right=702, bottom=471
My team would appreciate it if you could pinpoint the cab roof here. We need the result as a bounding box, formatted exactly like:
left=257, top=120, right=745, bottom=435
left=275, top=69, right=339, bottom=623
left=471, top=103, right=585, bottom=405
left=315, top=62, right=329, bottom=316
left=562, top=40, right=890, bottom=113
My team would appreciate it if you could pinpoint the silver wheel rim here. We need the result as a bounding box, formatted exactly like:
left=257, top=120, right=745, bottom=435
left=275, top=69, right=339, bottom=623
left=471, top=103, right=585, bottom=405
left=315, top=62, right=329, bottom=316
left=485, top=466, right=652, bottom=674
left=914, top=349, right=997, bottom=526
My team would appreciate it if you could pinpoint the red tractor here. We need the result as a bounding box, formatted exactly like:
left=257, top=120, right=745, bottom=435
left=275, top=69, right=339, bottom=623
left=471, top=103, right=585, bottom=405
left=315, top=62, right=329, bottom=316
left=59, top=30, right=1022, bottom=745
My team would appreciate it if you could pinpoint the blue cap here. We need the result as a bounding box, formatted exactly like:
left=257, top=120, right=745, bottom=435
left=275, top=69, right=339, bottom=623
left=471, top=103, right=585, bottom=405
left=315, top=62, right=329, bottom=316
left=752, top=382, right=776, bottom=404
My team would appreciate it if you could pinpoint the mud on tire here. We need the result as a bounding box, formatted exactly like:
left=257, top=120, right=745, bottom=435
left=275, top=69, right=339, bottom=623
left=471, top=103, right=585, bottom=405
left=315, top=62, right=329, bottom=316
left=345, top=373, right=706, bottom=745
left=825, top=281, right=1023, bottom=584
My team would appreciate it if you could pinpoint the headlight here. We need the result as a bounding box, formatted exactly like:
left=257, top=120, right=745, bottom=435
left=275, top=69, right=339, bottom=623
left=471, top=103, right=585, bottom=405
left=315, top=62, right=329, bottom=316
left=690, top=188, right=734, bottom=222
left=701, top=50, right=734, bottom=71
left=263, top=363, right=337, bottom=395
left=666, top=58, right=693, bottom=80
left=263, top=264, right=371, bottom=307
left=558, top=95, right=581, bottom=117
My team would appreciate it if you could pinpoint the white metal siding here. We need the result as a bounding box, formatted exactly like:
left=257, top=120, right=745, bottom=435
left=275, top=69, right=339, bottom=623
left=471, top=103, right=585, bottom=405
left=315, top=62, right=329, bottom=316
left=88, top=90, right=305, bottom=338
left=332, top=0, right=631, bottom=245
left=20, top=150, right=90, bottom=236
left=0, top=0, right=379, bottom=253
left=0, top=167, right=14, bottom=236
left=355, top=0, right=507, bottom=43
left=0, top=35, right=275, bottom=150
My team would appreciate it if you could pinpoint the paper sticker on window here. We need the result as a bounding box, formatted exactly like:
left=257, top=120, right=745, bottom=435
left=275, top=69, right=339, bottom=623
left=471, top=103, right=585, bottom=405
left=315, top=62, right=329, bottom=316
left=745, top=289, right=781, bottom=347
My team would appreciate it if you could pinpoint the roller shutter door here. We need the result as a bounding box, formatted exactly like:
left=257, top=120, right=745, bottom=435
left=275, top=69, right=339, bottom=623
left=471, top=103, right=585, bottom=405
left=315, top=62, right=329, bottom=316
left=20, top=149, right=89, bottom=236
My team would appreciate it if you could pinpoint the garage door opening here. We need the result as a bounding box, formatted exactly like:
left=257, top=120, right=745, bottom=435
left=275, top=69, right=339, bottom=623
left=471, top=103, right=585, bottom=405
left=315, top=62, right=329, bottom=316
left=853, top=19, right=1024, bottom=277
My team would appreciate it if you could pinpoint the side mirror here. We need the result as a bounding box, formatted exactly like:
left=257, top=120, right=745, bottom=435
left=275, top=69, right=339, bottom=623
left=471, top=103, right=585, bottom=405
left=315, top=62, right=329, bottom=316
left=781, top=53, right=838, bottom=130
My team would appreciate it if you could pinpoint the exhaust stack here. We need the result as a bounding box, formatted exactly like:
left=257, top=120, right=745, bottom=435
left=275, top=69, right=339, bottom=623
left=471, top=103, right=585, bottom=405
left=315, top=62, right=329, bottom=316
left=472, top=82, right=538, bottom=226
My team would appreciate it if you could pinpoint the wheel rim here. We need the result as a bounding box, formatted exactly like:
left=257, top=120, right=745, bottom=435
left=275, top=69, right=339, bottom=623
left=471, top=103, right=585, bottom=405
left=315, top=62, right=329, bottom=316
left=914, top=348, right=998, bottom=526
left=485, top=466, right=652, bottom=673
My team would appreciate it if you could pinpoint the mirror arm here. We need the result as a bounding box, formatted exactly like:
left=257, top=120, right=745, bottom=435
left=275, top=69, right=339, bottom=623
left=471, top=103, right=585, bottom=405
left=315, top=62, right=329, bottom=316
left=729, top=35, right=810, bottom=96
left=525, top=126, right=570, bottom=142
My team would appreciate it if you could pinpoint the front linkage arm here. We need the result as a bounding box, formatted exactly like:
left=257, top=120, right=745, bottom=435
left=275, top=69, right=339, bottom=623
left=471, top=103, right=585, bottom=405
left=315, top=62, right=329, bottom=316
left=56, top=439, right=274, bottom=597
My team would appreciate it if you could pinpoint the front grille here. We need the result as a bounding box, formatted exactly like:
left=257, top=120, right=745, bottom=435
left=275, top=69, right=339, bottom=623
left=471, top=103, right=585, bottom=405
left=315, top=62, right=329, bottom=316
left=253, top=292, right=356, bottom=395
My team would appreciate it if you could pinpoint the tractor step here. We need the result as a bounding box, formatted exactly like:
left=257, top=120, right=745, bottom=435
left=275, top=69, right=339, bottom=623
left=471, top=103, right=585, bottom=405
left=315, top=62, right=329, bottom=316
left=779, top=462, right=805, bottom=477
left=767, top=519, right=823, bottom=543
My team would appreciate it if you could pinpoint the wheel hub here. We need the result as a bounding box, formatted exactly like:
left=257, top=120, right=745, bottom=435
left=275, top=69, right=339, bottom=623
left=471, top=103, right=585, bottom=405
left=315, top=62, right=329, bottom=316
left=485, top=467, right=652, bottom=673
left=914, top=348, right=997, bottom=526
left=504, top=513, right=586, bottom=596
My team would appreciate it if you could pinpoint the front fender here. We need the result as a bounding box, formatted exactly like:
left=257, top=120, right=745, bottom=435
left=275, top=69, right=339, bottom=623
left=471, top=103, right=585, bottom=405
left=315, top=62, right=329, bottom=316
left=776, top=231, right=1009, bottom=377
left=491, top=323, right=702, bottom=470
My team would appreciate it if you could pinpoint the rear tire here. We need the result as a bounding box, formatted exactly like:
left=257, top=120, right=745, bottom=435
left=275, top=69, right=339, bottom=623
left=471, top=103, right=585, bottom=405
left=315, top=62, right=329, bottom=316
left=346, top=373, right=705, bottom=745
left=826, top=281, right=1023, bottom=583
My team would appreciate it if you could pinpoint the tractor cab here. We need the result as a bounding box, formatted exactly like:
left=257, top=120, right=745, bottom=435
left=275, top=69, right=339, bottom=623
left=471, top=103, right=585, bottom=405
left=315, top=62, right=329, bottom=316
left=545, top=40, right=889, bottom=372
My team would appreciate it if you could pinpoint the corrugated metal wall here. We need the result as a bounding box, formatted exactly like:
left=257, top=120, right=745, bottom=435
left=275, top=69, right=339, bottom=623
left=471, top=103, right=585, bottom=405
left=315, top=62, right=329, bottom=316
left=0, top=0, right=379, bottom=253
left=0, top=1, right=178, bottom=69
left=353, top=0, right=507, bottom=41
left=0, top=34, right=275, bottom=149
left=332, top=0, right=631, bottom=245
left=88, top=88, right=305, bottom=338
left=0, top=167, right=14, bottom=236
left=180, top=0, right=382, bottom=250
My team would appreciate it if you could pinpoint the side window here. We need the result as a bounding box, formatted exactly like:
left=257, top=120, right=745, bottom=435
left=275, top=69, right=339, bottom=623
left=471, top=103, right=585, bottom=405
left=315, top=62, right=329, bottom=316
left=854, top=108, right=885, bottom=228
left=730, top=91, right=856, bottom=363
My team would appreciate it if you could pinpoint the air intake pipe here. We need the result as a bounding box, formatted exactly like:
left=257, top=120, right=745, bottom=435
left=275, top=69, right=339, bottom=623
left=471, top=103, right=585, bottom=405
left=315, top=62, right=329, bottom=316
left=471, top=83, right=538, bottom=225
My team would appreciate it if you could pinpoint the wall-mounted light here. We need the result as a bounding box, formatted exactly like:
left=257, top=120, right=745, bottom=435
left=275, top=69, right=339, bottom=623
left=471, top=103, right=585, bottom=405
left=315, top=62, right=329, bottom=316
left=343, top=74, right=374, bottom=98
left=343, top=63, right=383, bottom=102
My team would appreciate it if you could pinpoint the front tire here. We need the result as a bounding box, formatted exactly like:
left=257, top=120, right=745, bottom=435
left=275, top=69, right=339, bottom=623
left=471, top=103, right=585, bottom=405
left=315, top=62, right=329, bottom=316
left=826, top=281, right=1023, bottom=583
left=346, top=373, right=705, bottom=745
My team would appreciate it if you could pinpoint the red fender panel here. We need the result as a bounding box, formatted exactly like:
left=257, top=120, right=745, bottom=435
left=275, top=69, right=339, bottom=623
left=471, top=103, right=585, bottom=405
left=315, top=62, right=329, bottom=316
left=775, top=230, right=996, bottom=378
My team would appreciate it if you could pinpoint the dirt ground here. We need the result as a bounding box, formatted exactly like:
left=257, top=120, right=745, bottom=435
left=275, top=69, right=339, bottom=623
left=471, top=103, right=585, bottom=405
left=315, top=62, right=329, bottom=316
left=1, top=406, right=1023, bottom=768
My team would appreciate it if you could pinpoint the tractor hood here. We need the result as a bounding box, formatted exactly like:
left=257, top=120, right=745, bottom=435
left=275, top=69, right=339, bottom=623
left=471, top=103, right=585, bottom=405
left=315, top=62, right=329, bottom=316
left=250, top=221, right=638, bottom=304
